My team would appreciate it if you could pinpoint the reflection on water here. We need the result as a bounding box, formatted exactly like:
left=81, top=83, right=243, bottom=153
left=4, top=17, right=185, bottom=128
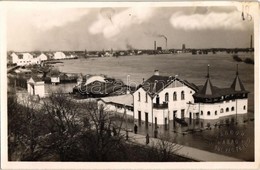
left=130, top=113, right=254, bottom=161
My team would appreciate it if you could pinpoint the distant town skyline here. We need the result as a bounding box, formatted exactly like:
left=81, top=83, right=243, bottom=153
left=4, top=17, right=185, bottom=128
left=6, top=6, right=254, bottom=51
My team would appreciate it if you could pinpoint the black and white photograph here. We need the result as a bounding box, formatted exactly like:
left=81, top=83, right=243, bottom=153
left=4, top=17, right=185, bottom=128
left=1, top=1, right=259, bottom=169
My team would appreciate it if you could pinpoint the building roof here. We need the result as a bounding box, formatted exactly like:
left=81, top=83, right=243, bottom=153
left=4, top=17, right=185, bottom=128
left=193, top=65, right=248, bottom=99
left=230, top=66, right=246, bottom=91
left=28, top=76, right=43, bottom=83
left=140, top=75, right=198, bottom=97
left=80, top=79, right=125, bottom=96
left=98, top=94, right=133, bottom=107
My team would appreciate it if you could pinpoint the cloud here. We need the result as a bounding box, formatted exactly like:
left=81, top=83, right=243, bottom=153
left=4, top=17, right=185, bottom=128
left=89, top=6, right=155, bottom=38
left=170, top=11, right=247, bottom=31
left=7, top=8, right=89, bottom=30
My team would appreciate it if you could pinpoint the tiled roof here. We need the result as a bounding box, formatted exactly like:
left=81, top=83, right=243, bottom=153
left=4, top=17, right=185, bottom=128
left=140, top=75, right=198, bottom=97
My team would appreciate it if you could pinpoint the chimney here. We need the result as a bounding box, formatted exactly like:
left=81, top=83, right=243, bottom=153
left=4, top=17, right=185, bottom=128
left=154, top=41, right=157, bottom=50
left=154, top=70, right=159, bottom=76
left=250, top=35, right=253, bottom=49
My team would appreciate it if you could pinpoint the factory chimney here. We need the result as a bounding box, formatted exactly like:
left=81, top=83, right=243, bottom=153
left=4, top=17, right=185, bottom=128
left=250, top=35, right=253, bottom=49
left=154, top=41, right=157, bottom=50
left=165, top=39, right=168, bottom=50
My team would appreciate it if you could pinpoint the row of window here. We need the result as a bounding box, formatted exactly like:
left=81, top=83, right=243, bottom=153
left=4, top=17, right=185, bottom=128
left=201, top=106, right=246, bottom=116
left=138, top=91, right=186, bottom=102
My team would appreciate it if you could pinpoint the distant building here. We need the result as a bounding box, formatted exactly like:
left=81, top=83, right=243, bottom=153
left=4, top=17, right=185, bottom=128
left=182, top=44, right=186, bottom=52
left=53, top=52, right=66, bottom=60
left=27, top=76, right=45, bottom=98
left=157, top=47, right=162, bottom=51
left=51, top=76, right=60, bottom=85
left=38, top=53, right=48, bottom=61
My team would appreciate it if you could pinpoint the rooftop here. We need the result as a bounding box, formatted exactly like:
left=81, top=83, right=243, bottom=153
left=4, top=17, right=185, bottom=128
left=98, top=94, right=133, bottom=107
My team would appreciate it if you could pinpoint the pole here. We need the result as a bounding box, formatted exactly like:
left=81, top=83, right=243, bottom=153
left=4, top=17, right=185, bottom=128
left=236, top=99, right=238, bottom=124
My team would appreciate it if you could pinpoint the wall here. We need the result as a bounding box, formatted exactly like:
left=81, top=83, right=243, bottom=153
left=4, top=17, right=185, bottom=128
left=133, top=87, right=153, bottom=123
left=34, top=82, right=45, bottom=98
left=153, top=80, right=195, bottom=120
left=194, top=98, right=248, bottom=120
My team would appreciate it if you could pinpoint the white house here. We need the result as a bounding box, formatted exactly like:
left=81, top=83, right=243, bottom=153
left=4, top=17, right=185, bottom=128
left=133, top=67, right=249, bottom=128
left=53, top=52, right=66, bottom=60
left=11, top=52, right=19, bottom=64
left=27, top=76, right=45, bottom=98
left=11, top=52, right=42, bottom=66
left=37, top=53, right=48, bottom=61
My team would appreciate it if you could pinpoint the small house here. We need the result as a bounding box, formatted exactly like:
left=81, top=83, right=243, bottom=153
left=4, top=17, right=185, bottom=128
left=27, top=76, right=45, bottom=98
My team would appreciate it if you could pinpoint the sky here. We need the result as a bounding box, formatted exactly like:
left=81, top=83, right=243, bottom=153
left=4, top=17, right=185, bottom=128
left=6, top=6, right=254, bottom=51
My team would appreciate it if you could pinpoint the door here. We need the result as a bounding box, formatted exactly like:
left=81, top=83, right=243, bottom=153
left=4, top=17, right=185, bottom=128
left=173, top=111, right=177, bottom=128
left=138, top=111, right=141, bottom=125
left=145, top=112, right=148, bottom=128
left=164, top=118, right=168, bottom=130
left=189, top=112, right=192, bottom=124
left=181, top=109, right=185, bottom=119
left=155, top=117, right=157, bottom=129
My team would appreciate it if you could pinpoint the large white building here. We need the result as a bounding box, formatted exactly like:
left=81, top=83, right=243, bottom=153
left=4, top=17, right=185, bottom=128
left=11, top=52, right=47, bottom=66
left=133, top=66, right=249, bottom=128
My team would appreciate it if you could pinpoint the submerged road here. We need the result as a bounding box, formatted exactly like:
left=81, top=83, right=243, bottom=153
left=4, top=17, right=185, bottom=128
left=125, top=131, right=243, bottom=162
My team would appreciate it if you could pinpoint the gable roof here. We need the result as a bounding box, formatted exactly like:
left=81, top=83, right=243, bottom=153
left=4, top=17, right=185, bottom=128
left=139, top=75, right=198, bottom=98
left=28, top=76, right=43, bottom=83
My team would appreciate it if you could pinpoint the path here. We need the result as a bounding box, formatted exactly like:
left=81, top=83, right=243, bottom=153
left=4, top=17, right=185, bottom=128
left=125, top=131, right=243, bottom=162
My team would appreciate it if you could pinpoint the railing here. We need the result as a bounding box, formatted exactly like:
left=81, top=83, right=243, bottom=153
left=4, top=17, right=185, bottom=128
left=153, top=103, right=168, bottom=109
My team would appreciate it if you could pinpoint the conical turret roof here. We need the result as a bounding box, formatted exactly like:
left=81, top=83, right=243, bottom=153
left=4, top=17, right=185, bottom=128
left=231, top=64, right=246, bottom=91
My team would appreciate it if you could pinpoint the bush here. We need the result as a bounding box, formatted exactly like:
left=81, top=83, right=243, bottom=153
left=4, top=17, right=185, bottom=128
left=232, top=55, right=242, bottom=62
left=244, top=58, right=254, bottom=64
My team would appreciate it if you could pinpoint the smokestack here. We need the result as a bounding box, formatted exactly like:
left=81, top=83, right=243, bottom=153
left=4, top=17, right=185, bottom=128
left=165, top=39, right=167, bottom=50
left=154, top=41, right=157, bottom=50
left=250, top=35, right=253, bottom=49
left=154, top=70, right=159, bottom=76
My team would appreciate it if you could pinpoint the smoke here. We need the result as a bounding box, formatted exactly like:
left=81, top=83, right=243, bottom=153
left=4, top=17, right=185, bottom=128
left=157, top=34, right=167, bottom=41
left=170, top=11, right=247, bottom=31
left=89, top=6, right=155, bottom=38
left=125, top=39, right=134, bottom=50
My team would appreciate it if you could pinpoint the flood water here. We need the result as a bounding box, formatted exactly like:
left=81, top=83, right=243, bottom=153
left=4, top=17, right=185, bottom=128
left=52, top=52, right=254, bottom=161
left=54, top=52, right=254, bottom=113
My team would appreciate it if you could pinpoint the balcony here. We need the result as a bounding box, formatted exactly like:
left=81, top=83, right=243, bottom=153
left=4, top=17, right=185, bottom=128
left=153, top=102, right=168, bottom=109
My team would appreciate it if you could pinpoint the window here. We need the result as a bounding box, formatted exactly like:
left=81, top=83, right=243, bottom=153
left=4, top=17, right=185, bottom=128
left=231, top=107, right=235, bottom=111
left=220, top=108, right=224, bottom=113
left=173, top=92, right=177, bottom=101
left=201, top=111, right=203, bottom=115
left=207, top=111, right=210, bottom=115
left=145, top=93, right=148, bottom=103
left=181, top=91, right=185, bottom=100
left=165, top=93, right=169, bottom=102
left=243, top=105, right=246, bottom=110
left=215, top=111, right=217, bottom=115
left=226, top=108, right=229, bottom=112
left=138, top=92, right=141, bottom=101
